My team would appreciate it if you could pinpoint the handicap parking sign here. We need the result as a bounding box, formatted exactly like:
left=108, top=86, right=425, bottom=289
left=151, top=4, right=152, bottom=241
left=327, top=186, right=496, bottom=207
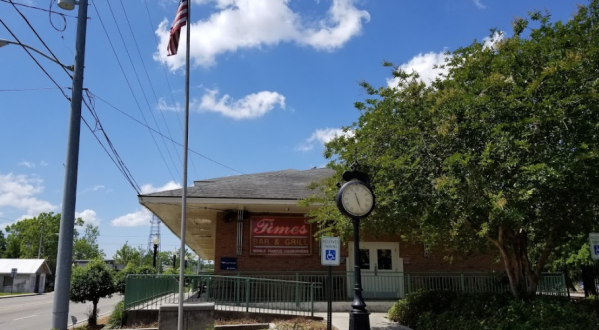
left=595, top=245, right=599, bottom=255
left=590, top=234, right=599, bottom=261
left=325, top=249, right=336, bottom=261
left=321, top=237, right=340, bottom=266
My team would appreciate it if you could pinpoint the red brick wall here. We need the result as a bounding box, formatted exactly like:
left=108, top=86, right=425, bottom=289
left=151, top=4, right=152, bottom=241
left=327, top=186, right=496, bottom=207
left=214, top=213, right=503, bottom=274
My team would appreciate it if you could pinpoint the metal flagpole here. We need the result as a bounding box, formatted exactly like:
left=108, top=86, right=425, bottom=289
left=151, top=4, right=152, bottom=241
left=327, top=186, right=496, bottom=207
left=177, top=0, right=191, bottom=329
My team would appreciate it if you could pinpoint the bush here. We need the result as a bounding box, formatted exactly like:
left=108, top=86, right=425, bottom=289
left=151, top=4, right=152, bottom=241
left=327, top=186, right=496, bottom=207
left=114, top=264, right=155, bottom=294
left=389, top=290, right=599, bottom=330
left=107, top=300, right=125, bottom=329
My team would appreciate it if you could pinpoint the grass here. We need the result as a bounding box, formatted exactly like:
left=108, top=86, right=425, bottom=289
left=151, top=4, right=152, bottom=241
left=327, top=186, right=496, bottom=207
left=0, top=292, right=28, bottom=296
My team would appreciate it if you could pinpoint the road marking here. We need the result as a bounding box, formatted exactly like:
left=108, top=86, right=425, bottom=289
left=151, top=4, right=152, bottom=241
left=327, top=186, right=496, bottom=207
left=13, top=315, right=37, bottom=321
left=0, top=301, right=51, bottom=311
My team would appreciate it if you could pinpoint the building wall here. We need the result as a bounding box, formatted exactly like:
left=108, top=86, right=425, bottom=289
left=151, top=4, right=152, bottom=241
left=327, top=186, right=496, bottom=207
left=214, top=213, right=502, bottom=274
left=0, top=274, right=37, bottom=293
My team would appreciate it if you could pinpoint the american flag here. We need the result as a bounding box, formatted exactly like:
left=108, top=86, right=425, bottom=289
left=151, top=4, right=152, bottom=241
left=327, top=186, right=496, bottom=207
left=167, top=0, right=188, bottom=56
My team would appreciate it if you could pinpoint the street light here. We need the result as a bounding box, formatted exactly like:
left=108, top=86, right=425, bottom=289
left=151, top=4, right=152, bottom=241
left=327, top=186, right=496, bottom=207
left=173, top=249, right=177, bottom=270
left=152, top=236, right=160, bottom=269
left=0, top=39, right=74, bottom=71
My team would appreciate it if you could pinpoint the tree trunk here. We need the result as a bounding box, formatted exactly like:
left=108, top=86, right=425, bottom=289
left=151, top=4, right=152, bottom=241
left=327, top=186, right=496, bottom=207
left=90, top=299, right=98, bottom=326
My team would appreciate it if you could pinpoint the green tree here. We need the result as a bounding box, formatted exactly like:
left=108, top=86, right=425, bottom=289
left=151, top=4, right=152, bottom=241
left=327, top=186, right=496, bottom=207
left=305, top=1, right=599, bottom=297
left=5, top=212, right=61, bottom=271
left=113, top=241, right=140, bottom=266
left=0, top=230, right=6, bottom=257
left=113, top=264, right=155, bottom=294
left=73, top=223, right=104, bottom=260
left=70, top=259, right=115, bottom=326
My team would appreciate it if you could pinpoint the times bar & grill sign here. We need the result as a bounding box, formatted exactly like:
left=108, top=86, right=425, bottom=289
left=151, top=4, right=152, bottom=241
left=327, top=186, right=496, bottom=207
left=250, top=216, right=312, bottom=255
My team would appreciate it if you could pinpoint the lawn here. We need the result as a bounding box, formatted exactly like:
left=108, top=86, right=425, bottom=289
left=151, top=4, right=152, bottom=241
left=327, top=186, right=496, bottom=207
left=0, top=292, right=27, bottom=296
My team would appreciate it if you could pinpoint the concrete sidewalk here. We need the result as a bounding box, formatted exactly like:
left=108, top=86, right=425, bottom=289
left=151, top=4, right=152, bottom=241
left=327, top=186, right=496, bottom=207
left=316, top=312, right=412, bottom=330
left=0, top=293, right=38, bottom=299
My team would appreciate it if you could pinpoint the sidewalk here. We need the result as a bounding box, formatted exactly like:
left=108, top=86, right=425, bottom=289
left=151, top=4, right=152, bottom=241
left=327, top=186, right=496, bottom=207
left=317, top=312, right=412, bottom=330
left=0, top=293, right=38, bottom=299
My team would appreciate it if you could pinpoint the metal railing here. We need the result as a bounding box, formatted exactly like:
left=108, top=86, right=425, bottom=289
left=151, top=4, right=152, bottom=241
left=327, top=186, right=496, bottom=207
left=124, top=274, right=321, bottom=316
left=220, top=271, right=568, bottom=300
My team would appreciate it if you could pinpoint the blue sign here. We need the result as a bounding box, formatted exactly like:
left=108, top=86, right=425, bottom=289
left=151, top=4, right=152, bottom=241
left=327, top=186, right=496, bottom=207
left=220, top=257, right=237, bottom=271
left=325, top=250, right=336, bottom=261
left=594, top=245, right=599, bottom=255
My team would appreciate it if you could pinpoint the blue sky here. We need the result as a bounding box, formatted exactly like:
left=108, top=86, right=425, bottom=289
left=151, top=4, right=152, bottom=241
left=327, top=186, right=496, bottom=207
left=0, top=0, right=582, bottom=258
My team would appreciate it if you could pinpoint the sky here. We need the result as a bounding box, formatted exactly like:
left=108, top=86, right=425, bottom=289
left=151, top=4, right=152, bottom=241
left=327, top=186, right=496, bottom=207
left=0, top=0, right=584, bottom=259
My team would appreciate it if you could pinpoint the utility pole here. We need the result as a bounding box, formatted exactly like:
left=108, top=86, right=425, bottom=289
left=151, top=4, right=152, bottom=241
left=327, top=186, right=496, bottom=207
left=37, top=225, right=43, bottom=259
left=52, top=0, right=89, bottom=329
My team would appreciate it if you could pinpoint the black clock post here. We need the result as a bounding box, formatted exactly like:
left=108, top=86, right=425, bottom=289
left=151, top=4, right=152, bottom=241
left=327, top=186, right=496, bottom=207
left=336, top=170, right=375, bottom=330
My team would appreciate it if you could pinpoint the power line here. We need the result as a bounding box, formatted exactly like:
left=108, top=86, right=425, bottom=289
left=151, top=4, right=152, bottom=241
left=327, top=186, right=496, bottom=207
left=91, top=0, right=178, bottom=183
left=116, top=0, right=186, bottom=184
left=0, top=0, right=77, bottom=18
left=0, top=19, right=70, bottom=99
left=0, top=87, right=69, bottom=92
left=142, top=0, right=200, bottom=181
left=90, top=91, right=245, bottom=175
left=8, top=0, right=73, bottom=79
left=103, top=0, right=182, bottom=182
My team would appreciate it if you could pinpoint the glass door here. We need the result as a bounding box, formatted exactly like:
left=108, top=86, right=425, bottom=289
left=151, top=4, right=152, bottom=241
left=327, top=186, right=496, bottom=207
left=347, top=242, right=404, bottom=299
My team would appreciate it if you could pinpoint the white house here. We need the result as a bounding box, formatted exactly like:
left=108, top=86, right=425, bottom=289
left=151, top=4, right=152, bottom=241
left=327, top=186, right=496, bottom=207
left=0, top=259, right=52, bottom=293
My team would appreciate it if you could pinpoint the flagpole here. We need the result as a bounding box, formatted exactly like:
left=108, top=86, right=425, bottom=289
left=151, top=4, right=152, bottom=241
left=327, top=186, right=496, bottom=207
left=178, top=0, right=191, bottom=329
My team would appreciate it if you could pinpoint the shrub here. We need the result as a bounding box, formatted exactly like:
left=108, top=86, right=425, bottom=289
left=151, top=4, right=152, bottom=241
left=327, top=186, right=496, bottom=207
left=390, top=289, right=458, bottom=327
left=107, top=300, right=125, bottom=329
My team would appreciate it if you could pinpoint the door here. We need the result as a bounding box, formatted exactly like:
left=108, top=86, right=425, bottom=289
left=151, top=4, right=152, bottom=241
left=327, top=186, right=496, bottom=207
left=34, top=275, right=40, bottom=293
left=347, top=242, right=404, bottom=299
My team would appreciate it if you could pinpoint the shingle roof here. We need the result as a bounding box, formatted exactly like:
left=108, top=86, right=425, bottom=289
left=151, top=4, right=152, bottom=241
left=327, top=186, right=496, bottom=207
left=0, top=259, right=52, bottom=275
left=141, top=168, right=335, bottom=200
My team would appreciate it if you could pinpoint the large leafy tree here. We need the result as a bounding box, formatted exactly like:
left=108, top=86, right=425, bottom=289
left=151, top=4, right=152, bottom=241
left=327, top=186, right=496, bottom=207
left=73, top=223, right=104, bottom=260
left=70, top=259, right=115, bottom=326
left=0, top=230, right=6, bottom=257
left=305, top=1, right=599, bottom=297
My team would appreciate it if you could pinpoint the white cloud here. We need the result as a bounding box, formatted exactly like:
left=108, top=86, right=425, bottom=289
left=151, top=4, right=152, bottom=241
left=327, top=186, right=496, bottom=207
left=298, top=127, right=353, bottom=151
left=157, top=97, right=183, bottom=112
left=197, top=89, right=286, bottom=120
left=473, top=0, right=486, bottom=9
left=154, top=0, right=370, bottom=70
left=75, top=209, right=100, bottom=226
left=387, top=51, right=451, bottom=88
left=19, top=161, right=35, bottom=168
left=140, top=181, right=182, bottom=194
left=111, top=208, right=153, bottom=227
left=0, top=173, right=57, bottom=216
left=482, top=31, right=505, bottom=50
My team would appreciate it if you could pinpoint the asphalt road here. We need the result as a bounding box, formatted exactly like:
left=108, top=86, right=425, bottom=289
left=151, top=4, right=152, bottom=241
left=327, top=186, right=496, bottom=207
left=0, top=292, right=123, bottom=330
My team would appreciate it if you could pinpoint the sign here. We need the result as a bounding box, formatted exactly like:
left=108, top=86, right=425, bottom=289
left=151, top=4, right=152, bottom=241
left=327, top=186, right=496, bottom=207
left=220, top=257, right=237, bottom=271
left=590, top=233, right=599, bottom=261
left=250, top=217, right=312, bottom=255
left=321, top=237, right=340, bottom=266
left=10, top=268, right=17, bottom=278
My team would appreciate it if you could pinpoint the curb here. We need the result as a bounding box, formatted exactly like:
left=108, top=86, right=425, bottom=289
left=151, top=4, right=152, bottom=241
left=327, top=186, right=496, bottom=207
left=0, top=293, right=39, bottom=299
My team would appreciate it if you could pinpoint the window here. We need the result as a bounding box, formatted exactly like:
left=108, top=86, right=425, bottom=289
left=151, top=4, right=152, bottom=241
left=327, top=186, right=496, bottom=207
left=377, top=249, right=393, bottom=270
left=3, top=276, right=13, bottom=286
left=359, top=249, right=370, bottom=269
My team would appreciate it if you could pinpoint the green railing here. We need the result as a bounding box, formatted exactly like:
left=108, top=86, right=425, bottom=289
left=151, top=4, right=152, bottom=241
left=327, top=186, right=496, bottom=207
left=124, top=274, right=321, bottom=316
left=220, top=271, right=568, bottom=300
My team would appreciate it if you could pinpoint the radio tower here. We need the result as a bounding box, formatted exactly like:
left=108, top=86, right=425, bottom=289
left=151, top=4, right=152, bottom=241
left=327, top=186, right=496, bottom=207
left=147, top=216, right=161, bottom=253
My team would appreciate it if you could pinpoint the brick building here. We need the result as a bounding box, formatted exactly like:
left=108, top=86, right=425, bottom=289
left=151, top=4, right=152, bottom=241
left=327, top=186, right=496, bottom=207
left=139, top=167, right=501, bottom=299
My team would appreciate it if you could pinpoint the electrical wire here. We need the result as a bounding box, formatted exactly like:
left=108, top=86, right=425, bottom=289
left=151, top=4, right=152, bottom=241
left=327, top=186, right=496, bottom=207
left=0, top=19, right=71, bottom=100
left=103, top=0, right=182, bottom=182
left=116, top=0, right=186, bottom=184
left=142, top=0, right=200, bottom=181
left=90, top=91, right=245, bottom=175
left=91, top=0, right=178, bottom=183
left=8, top=0, right=73, bottom=79
left=0, top=0, right=77, bottom=18
left=0, top=87, right=70, bottom=92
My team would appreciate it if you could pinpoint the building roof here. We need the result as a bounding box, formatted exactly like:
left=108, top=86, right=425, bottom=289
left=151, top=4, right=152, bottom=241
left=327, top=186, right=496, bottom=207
left=0, top=259, right=52, bottom=275
left=141, top=167, right=335, bottom=200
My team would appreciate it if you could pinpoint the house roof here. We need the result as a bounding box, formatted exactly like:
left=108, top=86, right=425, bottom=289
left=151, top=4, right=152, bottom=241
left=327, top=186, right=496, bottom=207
left=0, top=259, right=52, bottom=275
left=141, top=167, right=336, bottom=200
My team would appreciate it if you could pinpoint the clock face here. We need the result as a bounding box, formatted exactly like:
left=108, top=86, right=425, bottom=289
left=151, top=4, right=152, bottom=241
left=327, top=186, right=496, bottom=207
left=338, top=181, right=374, bottom=218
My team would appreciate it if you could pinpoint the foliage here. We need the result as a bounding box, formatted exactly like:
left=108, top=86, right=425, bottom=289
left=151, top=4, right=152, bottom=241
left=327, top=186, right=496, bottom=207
left=112, top=242, right=139, bottom=267
left=304, top=0, right=599, bottom=297
left=107, top=300, right=125, bottom=329
left=113, top=264, right=156, bottom=294
left=73, top=223, right=104, bottom=260
left=0, top=230, right=6, bottom=257
left=390, top=290, right=599, bottom=330
left=70, top=259, right=115, bottom=326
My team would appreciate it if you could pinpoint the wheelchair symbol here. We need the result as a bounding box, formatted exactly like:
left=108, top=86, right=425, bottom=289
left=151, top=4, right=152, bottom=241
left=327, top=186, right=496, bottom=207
left=325, top=250, right=336, bottom=261
left=594, top=245, right=599, bottom=255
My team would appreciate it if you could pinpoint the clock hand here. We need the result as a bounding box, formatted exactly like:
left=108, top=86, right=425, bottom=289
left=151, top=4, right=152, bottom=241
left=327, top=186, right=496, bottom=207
left=354, top=192, right=361, bottom=207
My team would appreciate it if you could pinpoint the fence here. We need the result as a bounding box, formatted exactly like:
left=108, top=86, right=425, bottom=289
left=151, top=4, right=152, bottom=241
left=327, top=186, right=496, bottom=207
left=226, top=271, right=568, bottom=300
left=124, top=274, right=321, bottom=316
